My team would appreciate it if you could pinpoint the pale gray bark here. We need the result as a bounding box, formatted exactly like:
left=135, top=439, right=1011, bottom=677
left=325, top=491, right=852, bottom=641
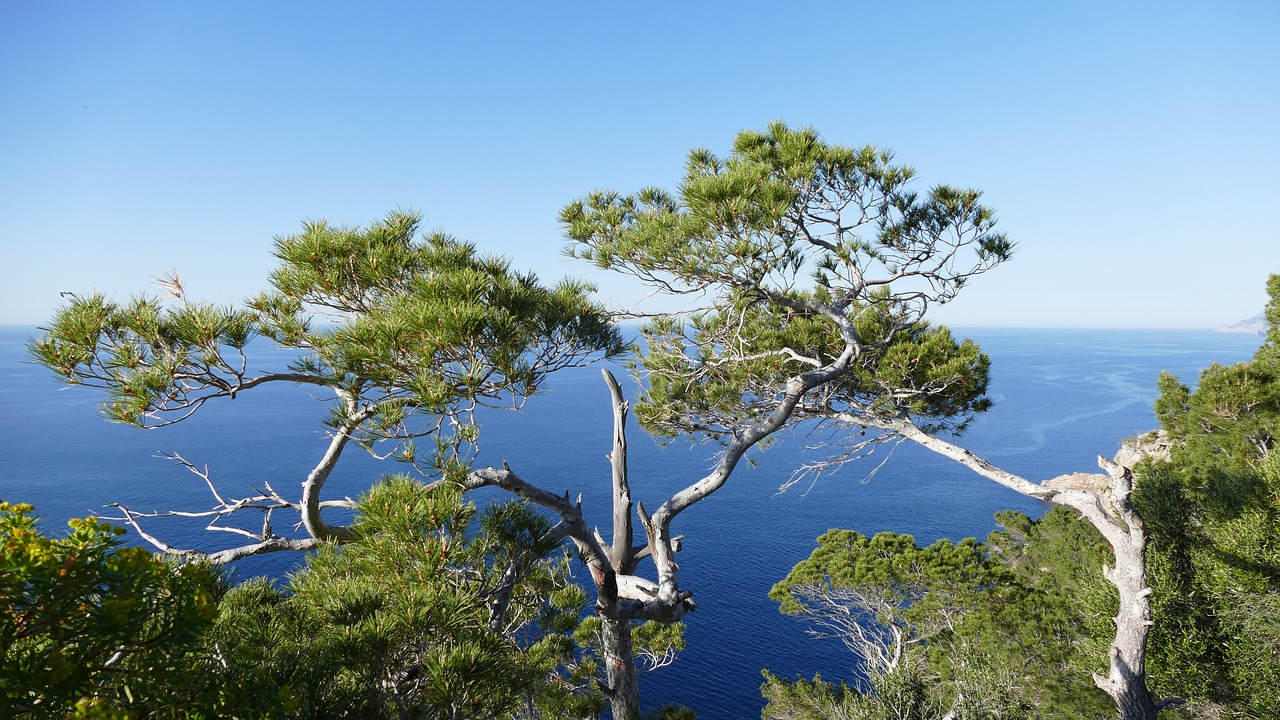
left=788, top=584, right=910, bottom=683
left=602, top=617, right=641, bottom=720
left=864, top=415, right=1178, bottom=719
left=298, top=391, right=376, bottom=542
left=463, top=346, right=1183, bottom=718
left=605, top=370, right=636, bottom=573
left=465, top=369, right=702, bottom=720
left=104, top=396, right=379, bottom=561
left=102, top=450, right=356, bottom=563
left=467, top=359, right=1177, bottom=718
left=556, top=131, right=1125, bottom=716
left=111, top=501, right=322, bottom=562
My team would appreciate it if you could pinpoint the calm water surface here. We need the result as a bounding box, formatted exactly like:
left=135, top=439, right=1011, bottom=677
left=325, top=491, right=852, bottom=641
left=0, top=326, right=1262, bottom=718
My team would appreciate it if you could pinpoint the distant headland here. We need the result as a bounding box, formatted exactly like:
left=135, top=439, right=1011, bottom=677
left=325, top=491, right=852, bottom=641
left=1217, top=311, right=1266, bottom=335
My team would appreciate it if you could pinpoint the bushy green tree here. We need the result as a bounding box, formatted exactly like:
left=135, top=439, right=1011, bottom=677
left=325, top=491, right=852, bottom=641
left=983, top=507, right=1115, bottom=714
left=460, top=121, right=1013, bottom=720
left=765, top=507, right=1114, bottom=719
left=1138, top=274, right=1280, bottom=718
left=27, top=210, right=688, bottom=719
left=28, top=210, right=623, bottom=560
left=188, top=476, right=603, bottom=719
left=762, top=273, right=1280, bottom=719
left=0, top=502, right=220, bottom=718
left=770, top=531, right=1005, bottom=684
left=761, top=654, right=1038, bottom=720
left=552, top=122, right=1168, bottom=717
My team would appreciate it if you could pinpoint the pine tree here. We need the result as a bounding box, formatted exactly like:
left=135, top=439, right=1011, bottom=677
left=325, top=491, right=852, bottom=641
left=28, top=209, right=623, bottom=560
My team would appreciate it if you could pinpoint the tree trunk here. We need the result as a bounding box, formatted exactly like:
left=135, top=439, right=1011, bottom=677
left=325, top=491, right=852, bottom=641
left=602, top=617, right=641, bottom=720
left=1079, top=461, right=1161, bottom=720
left=887, top=419, right=1173, bottom=718
left=467, top=370, right=696, bottom=715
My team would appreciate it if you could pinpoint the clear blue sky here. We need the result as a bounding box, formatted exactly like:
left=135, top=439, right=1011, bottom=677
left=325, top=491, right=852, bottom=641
left=2, top=1, right=1276, bottom=328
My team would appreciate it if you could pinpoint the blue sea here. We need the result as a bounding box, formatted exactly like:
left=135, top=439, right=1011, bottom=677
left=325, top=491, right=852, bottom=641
left=0, top=326, right=1264, bottom=719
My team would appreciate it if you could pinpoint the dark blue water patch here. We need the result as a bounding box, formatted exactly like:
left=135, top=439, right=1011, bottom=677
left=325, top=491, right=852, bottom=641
left=0, top=326, right=1264, bottom=719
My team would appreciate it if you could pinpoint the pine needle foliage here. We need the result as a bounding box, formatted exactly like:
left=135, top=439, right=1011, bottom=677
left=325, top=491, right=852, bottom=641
left=29, top=209, right=623, bottom=457
left=766, top=508, right=1115, bottom=719
left=201, top=476, right=604, bottom=719
left=561, top=122, right=1009, bottom=455
left=27, top=209, right=625, bottom=553
left=1139, top=274, right=1280, bottom=718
